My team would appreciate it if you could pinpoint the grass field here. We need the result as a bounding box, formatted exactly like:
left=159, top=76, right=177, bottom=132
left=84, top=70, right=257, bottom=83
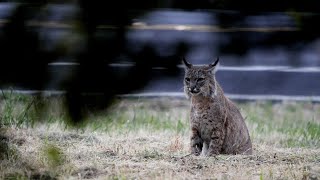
left=0, top=94, right=320, bottom=179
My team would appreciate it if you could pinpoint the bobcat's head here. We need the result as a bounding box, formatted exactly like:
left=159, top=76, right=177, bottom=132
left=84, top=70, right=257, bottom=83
left=182, top=57, right=219, bottom=99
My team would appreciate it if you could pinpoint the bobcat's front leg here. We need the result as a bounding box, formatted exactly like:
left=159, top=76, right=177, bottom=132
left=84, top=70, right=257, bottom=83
left=207, top=127, right=225, bottom=156
left=190, top=127, right=203, bottom=156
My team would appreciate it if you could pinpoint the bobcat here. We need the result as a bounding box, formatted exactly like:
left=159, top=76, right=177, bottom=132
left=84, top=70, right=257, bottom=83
left=183, top=57, right=252, bottom=156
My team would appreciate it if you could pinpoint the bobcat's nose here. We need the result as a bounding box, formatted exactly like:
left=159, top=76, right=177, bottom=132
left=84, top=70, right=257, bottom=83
left=189, top=87, right=200, bottom=94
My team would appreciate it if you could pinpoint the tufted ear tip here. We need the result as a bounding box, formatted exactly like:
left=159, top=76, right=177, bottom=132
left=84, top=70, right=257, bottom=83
left=209, top=57, right=219, bottom=68
left=206, top=57, right=220, bottom=73
left=182, top=57, right=192, bottom=69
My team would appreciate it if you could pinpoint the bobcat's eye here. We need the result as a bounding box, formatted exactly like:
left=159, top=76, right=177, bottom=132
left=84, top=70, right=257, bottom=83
left=197, top=78, right=205, bottom=82
left=185, top=78, right=190, bottom=82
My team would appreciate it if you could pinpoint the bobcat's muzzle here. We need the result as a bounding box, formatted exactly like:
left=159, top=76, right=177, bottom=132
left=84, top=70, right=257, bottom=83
left=189, top=87, right=200, bottom=94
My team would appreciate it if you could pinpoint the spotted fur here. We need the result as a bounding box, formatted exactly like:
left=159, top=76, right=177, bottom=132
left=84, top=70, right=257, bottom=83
left=183, top=58, right=252, bottom=156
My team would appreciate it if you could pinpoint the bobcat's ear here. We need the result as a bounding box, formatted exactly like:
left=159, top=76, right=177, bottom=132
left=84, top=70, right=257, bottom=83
left=182, top=57, right=192, bottom=69
left=207, top=57, right=219, bottom=73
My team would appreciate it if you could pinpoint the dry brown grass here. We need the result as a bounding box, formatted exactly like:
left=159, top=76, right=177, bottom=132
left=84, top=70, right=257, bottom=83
left=0, top=97, right=320, bottom=179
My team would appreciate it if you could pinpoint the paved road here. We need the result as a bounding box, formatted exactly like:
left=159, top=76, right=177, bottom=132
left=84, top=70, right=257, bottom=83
left=1, top=4, right=320, bottom=101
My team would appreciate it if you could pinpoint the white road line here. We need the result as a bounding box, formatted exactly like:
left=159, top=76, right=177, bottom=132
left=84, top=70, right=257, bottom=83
left=2, top=90, right=320, bottom=102
left=217, top=66, right=320, bottom=73
left=48, top=62, right=80, bottom=66
left=48, top=62, right=320, bottom=73
left=0, top=18, right=299, bottom=32
left=120, top=92, right=320, bottom=102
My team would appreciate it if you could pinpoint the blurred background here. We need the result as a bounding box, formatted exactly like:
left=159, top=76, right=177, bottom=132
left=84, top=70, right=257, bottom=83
left=1, top=0, right=320, bottom=122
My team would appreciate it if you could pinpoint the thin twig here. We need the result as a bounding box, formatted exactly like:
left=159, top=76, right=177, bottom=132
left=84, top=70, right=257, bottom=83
left=19, top=97, right=37, bottom=123
left=181, top=153, right=192, bottom=158
left=1, top=89, right=6, bottom=100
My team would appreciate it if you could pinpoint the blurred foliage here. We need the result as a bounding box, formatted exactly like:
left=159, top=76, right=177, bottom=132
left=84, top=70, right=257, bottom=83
left=42, top=144, right=66, bottom=169
left=0, top=1, right=319, bottom=179
left=1, top=1, right=320, bottom=124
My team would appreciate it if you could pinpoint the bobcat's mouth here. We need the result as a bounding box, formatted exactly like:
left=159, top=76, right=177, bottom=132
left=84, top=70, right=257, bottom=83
left=189, top=88, right=200, bottom=95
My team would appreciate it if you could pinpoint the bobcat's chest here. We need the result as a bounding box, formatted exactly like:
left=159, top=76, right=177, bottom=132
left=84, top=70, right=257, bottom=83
left=190, top=99, right=219, bottom=123
left=191, top=107, right=210, bottom=121
left=190, top=104, right=216, bottom=127
left=190, top=106, right=214, bottom=140
left=190, top=99, right=224, bottom=140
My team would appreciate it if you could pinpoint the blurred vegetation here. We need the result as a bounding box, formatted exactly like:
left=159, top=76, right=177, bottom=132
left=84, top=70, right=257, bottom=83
left=1, top=93, right=319, bottom=148
left=0, top=94, right=319, bottom=179
left=240, top=102, right=320, bottom=147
